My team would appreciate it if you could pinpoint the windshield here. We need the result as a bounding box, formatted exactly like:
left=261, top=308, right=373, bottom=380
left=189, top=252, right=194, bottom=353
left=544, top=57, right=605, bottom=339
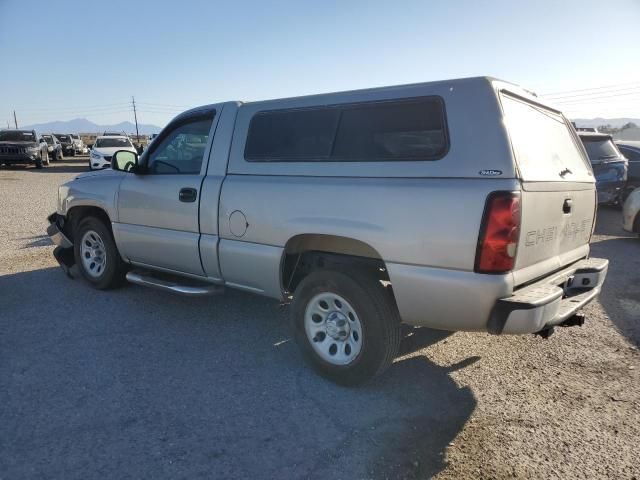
left=71, top=134, right=79, bottom=139
left=580, top=137, right=621, bottom=162
left=95, top=137, right=133, bottom=148
left=55, top=134, right=70, bottom=142
left=500, top=93, right=592, bottom=181
left=42, top=135, right=54, bottom=144
left=0, top=130, right=36, bottom=142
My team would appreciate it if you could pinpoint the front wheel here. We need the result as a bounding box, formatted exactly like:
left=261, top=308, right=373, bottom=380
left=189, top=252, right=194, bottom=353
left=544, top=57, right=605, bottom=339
left=74, top=216, right=128, bottom=289
left=291, top=269, right=401, bottom=386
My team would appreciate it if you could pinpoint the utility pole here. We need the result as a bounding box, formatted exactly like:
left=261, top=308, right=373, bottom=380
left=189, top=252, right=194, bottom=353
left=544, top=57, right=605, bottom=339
left=13, top=110, right=18, bottom=129
left=131, top=96, right=140, bottom=146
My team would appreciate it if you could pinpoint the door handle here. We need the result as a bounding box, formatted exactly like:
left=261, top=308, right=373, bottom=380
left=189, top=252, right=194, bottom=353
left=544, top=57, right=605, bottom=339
left=179, top=187, right=198, bottom=203
left=563, top=198, right=573, bottom=214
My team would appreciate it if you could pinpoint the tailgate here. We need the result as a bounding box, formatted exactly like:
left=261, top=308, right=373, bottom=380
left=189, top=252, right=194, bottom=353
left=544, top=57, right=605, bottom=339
left=499, top=91, right=596, bottom=285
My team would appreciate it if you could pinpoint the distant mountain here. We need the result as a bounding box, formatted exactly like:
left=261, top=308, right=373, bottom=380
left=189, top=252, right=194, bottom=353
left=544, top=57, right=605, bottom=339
left=572, top=118, right=640, bottom=129
left=22, top=118, right=163, bottom=135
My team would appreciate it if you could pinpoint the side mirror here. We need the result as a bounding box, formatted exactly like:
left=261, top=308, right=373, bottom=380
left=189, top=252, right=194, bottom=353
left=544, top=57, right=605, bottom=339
left=112, top=150, right=139, bottom=173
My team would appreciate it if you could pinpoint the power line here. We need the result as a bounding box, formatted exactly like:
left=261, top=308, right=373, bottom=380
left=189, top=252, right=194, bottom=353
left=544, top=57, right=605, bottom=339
left=541, top=81, right=640, bottom=97
left=549, top=91, right=640, bottom=105
left=18, top=102, right=131, bottom=113
left=543, top=85, right=640, bottom=100
left=136, top=101, right=193, bottom=109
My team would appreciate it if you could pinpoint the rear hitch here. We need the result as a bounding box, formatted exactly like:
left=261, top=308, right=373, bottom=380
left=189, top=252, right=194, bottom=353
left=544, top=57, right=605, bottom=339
left=559, top=313, right=586, bottom=328
left=534, top=327, right=555, bottom=339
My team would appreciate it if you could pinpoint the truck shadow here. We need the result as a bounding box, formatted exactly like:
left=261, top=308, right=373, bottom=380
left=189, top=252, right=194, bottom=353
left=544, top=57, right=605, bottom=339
left=0, top=266, right=476, bottom=479
left=591, top=206, right=640, bottom=346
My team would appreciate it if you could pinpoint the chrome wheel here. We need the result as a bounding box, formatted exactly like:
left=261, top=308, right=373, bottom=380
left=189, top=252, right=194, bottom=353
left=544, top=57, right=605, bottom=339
left=304, top=292, right=363, bottom=366
left=80, top=230, right=107, bottom=278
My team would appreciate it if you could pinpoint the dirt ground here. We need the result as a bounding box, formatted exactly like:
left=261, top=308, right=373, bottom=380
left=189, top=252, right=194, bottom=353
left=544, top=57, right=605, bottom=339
left=1, top=160, right=638, bottom=479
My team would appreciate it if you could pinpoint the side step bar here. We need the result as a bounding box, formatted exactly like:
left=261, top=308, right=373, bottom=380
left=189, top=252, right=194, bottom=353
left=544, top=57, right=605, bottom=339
left=126, top=270, right=224, bottom=297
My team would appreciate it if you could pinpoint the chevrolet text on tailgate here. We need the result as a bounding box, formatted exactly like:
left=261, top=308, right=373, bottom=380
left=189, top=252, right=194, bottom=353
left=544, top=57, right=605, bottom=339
left=47, top=77, right=608, bottom=385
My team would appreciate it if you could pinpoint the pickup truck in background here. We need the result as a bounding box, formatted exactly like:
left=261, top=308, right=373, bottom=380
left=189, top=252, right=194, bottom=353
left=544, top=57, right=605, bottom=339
left=47, top=77, right=608, bottom=385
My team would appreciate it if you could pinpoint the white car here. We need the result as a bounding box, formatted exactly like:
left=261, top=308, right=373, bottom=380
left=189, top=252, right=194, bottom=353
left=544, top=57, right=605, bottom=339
left=622, top=187, right=640, bottom=234
left=89, top=136, right=138, bottom=170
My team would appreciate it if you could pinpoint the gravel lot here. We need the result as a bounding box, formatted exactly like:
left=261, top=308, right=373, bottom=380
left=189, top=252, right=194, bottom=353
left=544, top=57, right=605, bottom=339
left=1, top=159, right=638, bottom=479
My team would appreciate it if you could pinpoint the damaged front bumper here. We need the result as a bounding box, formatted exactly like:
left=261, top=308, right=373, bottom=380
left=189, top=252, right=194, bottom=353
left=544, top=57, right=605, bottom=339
left=47, top=213, right=75, bottom=274
left=47, top=213, right=72, bottom=248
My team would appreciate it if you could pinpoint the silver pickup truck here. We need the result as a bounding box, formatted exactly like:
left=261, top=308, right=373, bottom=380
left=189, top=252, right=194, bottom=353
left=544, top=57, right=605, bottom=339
left=47, top=76, right=608, bottom=385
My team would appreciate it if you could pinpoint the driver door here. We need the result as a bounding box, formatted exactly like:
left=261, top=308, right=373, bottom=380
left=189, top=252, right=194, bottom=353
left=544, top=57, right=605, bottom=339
left=114, top=110, right=216, bottom=275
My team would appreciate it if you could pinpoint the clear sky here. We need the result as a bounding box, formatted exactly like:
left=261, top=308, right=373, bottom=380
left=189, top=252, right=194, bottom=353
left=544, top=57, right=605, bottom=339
left=1, top=0, right=639, bottom=128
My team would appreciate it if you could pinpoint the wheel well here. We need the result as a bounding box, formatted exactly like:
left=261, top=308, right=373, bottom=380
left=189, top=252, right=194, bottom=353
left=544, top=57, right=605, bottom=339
left=65, top=206, right=112, bottom=242
left=281, top=234, right=390, bottom=295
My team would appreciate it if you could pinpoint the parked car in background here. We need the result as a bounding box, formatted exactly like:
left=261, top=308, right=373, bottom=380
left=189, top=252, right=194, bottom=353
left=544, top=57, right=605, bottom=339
left=89, top=135, right=138, bottom=170
left=53, top=133, right=76, bottom=157
left=0, top=129, right=49, bottom=168
left=70, top=134, right=88, bottom=155
left=578, top=132, right=628, bottom=205
left=622, top=187, right=640, bottom=234
left=103, top=131, right=128, bottom=137
left=42, top=134, right=63, bottom=161
left=616, top=141, right=640, bottom=201
left=47, top=77, right=608, bottom=385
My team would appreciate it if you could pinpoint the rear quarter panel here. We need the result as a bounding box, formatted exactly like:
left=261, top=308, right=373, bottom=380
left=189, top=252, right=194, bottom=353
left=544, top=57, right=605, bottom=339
left=218, top=175, right=519, bottom=281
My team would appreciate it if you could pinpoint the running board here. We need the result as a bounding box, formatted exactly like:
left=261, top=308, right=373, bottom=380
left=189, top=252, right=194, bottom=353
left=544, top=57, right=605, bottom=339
left=126, top=270, right=224, bottom=296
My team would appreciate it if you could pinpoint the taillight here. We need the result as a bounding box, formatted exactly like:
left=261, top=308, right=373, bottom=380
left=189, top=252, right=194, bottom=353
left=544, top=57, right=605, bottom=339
left=475, top=192, right=521, bottom=274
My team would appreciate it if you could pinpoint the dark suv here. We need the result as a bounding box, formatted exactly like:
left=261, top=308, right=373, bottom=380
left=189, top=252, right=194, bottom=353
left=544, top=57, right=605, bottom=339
left=0, top=129, right=49, bottom=168
left=578, top=132, right=628, bottom=204
left=53, top=133, right=75, bottom=157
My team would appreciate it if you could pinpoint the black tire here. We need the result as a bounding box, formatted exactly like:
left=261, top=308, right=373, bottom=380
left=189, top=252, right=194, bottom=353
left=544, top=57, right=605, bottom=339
left=291, top=269, right=401, bottom=386
left=634, top=213, right=640, bottom=234
left=74, top=216, right=128, bottom=289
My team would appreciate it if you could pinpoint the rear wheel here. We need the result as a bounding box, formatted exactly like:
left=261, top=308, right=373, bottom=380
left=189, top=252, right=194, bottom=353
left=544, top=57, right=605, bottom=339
left=291, top=269, right=401, bottom=386
left=74, top=216, right=128, bottom=289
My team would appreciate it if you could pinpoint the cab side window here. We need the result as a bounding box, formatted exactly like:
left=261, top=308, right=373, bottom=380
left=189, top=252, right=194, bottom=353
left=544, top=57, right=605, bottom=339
left=148, top=113, right=215, bottom=174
